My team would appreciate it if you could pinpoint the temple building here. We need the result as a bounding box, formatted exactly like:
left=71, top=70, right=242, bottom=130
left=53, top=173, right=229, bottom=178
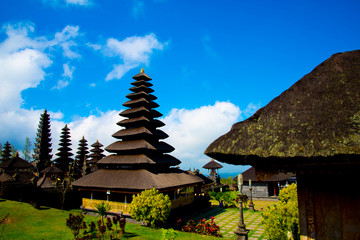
left=72, top=69, right=203, bottom=215
left=236, top=167, right=295, bottom=198
left=205, top=50, right=360, bottom=239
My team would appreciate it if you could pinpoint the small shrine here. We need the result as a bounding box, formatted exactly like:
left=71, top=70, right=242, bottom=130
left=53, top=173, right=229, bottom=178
left=72, top=69, right=203, bottom=215
left=202, top=159, right=222, bottom=184
left=37, top=165, right=63, bottom=189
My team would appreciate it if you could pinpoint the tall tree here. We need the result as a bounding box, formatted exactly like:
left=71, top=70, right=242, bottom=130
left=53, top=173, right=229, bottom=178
left=33, top=110, right=53, bottom=171
left=75, top=136, right=89, bottom=179
left=22, top=137, right=32, bottom=162
left=0, top=143, right=2, bottom=162
left=54, top=125, right=74, bottom=173
left=1, top=142, right=12, bottom=161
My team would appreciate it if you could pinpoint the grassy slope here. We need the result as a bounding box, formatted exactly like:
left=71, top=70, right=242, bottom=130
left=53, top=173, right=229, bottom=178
left=0, top=199, right=220, bottom=240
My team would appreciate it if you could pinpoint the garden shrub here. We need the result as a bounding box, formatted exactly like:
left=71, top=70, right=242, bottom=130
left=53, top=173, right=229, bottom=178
left=129, top=188, right=172, bottom=227
left=262, top=183, right=299, bottom=240
left=65, top=213, right=126, bottom=240
left=182, top=217, right=222, bottom=237
left=209, top=191, right=243, bottom=208
left=162, top=228, right=178, bottom=240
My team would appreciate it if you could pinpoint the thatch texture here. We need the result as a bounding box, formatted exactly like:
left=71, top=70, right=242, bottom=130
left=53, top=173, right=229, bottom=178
left=205, top=50, right=360, bottom=165
left=40, top=165, right=63, bottom=174
left=202, top=159, right=223, bottom=169
left=72, top=168, right=202, bottom=191
left=0, top=156, right=34, bottom=170
left=97, top=154, right=181, bottom=165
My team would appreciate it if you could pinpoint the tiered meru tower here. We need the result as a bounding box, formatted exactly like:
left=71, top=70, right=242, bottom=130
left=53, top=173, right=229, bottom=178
left=72, top=69, right=203, bottom=214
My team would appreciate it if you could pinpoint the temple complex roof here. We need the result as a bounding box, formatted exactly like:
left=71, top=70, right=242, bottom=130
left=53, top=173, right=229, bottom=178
left=73, top=69, right=202, bottom=191
left=0, top=154, right=34, bottom=170
left=205, top=50, right=360, bottom=167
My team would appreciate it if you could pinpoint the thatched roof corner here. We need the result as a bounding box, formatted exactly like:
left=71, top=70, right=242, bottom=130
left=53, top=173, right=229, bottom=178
left=205, top=50, right=360, bottom=166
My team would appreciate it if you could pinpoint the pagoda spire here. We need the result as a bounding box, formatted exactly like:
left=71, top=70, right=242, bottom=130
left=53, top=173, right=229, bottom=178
left=54, top=125, right=74, bottom=173
left=33, top=109, right=53, bottom=172
left=99, top=68, right=180, bottom=168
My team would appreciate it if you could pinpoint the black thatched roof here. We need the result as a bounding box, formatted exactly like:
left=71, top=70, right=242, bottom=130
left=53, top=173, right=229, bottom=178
left=40, top=165, right=63, bottom=174
left=187, top=171, right=214, bottom=185
left=37, top=176, right=56, bottom=189
left=205, top=50, right=360, bottom=166
left=202, top=159, right=223, bottom=170
left=0, top=155, right=34, bottom=170
left=72, top=168, right=202, bottom=191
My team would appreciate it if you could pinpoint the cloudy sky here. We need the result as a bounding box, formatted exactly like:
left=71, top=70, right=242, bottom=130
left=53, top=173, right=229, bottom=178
left=0, top=0, right=359, bottom=175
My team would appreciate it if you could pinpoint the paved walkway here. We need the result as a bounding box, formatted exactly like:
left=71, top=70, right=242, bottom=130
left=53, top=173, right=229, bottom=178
left=195, top=199, right=277, bottom=239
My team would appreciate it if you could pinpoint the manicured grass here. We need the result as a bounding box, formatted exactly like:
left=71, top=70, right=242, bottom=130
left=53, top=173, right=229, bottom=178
left=0, top=199, right=221, bottom=240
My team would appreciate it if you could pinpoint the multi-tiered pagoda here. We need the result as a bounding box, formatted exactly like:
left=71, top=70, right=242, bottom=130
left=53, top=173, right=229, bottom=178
left=72, top=69, right=203, bottom=215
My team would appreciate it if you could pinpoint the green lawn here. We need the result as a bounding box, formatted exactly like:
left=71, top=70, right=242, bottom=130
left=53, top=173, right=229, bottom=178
left=0, top=199, right=221, bottom=240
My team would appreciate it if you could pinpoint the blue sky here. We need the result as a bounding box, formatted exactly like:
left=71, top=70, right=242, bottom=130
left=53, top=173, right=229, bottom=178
left=0, top=0, right=359, bottom=174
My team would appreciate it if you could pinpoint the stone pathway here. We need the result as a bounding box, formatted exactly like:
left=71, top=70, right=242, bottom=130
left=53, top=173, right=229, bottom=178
left=195, top=199, right=277, bottom=239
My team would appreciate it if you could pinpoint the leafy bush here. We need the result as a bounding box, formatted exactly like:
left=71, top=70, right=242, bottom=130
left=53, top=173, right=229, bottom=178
left=262, top=183, right=299, bottom=240
left=162, top=228, right=178, bottom=240
left=182, top=217, right=222, bottom=237
left=65, top=213, right=126, bottom=240
left=94, top=201, right=111, bottom=225
left=66, top=213, right=85, bottom=238
left=129, top=188, right=172, bottom=227
left=209, top=191, right=240, bottom=208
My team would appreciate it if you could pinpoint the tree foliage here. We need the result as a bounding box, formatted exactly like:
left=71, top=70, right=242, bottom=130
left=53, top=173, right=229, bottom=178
left=22, top=137, right=32, bottom=162
left=129, top=188, right=172, bottom=227
left=262, top=183, right=299, bottom=240
left=220, top=176, right=235, bottom=186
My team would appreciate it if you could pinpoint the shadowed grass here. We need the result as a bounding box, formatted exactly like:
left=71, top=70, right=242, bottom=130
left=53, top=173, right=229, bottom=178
left=0, top=199, right=221, bottom=240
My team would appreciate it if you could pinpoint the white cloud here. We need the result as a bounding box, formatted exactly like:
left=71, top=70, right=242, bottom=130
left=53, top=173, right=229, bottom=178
left=132, top=0, right=145, bottom=18
left=0, top=22, right=81, bottom=147
left=68, top=110, right=121, bottom=150
left=86, top=43, right=101, bottom=51
left=162, top=101, right=241, bottom=171
left=105, top=33, right=166, bottom=80
left=0, top=24, right=52, bottom=111
left=42, top=0, right=92, bottom=7
left=202, top=35, right=216, bottom=57
left=52, top=25, right=80, bottom=59
left=65, top=0, right=92, bottom=6
left=62, top=63, right=75, bottom=79
left=243, top=102, right=261, bottom=118
left=52, top=63, right=75, bottom=90
left=52, top=79, right=69, bottom=90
